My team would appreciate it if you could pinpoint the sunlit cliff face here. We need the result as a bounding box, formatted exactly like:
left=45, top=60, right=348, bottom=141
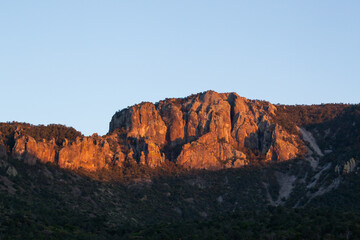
left=1, top=91, right=307, bottom=174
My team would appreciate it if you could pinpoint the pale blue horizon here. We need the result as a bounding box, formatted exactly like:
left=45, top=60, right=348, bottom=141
left=1, top=1, right=359, bottom=135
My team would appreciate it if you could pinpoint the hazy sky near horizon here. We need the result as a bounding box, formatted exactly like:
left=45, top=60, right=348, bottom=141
left=1, top=1, right=359, bottom=135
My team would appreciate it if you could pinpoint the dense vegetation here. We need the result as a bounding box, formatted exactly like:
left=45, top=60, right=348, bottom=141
left=1, top=152, right=359, bottom=239
left=124, top=208, right=360, bottom=240
left=0, top=122, right=82, bottom=150
left=1, top=163, right=360, bottom=239
left=274, top=104, right=352, bottom=134
left=309, top=105, right=360, bottom=158
left=3, top=194, right=360, bottom=240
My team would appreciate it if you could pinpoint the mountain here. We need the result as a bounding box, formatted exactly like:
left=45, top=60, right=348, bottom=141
left=0, top=90, right=360, bottom=239
left=0, top=91, right=312, bottom=172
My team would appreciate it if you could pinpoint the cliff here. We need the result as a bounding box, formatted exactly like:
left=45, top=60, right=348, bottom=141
left=2, top=90, right=354, bottom=173
left=109, top=90, right=304, bottom=169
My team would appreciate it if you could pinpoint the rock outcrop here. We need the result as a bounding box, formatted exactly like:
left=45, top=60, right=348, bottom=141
left=12, top=135, right=57, bottom=165
left=0, top=90, right=307, bottom=172
left=110, top=102, right=167, bottom=147
left=176, top=132, right=246, bottom=169
left=110, top=90, right=304, bottom=169
left=133, top=139, right=166, bottom=168
left=58, top=136, right=114, bottom=171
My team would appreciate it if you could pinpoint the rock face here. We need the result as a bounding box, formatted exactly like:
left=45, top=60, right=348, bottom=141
left=135, top=139, right=166, bottom=168
left=110, top=90, right=304, bottom=169
left=110, top=102, right=167, bottom=147
left=58, top=136, right=114, bottom=171
left=176, top=133, right=246, bottom=170
left=0, top=91, right=307, bottom=172
left=12, top=135, right=57, bottom=165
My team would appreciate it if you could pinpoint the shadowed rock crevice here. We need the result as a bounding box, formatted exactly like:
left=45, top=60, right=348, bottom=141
left=226, top=93, right=237, bottom=132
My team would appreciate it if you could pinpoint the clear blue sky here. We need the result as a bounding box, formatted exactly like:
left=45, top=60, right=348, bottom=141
left=1, top=1, right=359, bottom=135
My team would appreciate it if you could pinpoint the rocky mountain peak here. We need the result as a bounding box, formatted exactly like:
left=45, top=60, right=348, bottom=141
left=4, top=91, right=340, bottom=174
left=108, top=90, right=303, bottom=169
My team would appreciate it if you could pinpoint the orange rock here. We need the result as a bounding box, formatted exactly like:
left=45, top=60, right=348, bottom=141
left=5, top=90, right=305, bottom=172
left=269, top=125, right=301, bottom=161
left=177, top=133, right=247, bottom=170
left=158, top=102, right=185, bottom=145
left=58, top=136, right=113, bottom=171
left=12, top=135, right=56, bottom=165
left=107, top=90, right=303, bottom=170
left=110, top=102, right=167, bottom=147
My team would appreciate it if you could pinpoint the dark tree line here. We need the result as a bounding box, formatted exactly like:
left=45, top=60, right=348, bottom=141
left=0, top=122, right=82, bottom=149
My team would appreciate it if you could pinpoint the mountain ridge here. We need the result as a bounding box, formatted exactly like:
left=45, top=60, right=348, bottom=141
left=0, top=90, right=358, bottom=176
left=1, top=90, right=360, bottom=239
